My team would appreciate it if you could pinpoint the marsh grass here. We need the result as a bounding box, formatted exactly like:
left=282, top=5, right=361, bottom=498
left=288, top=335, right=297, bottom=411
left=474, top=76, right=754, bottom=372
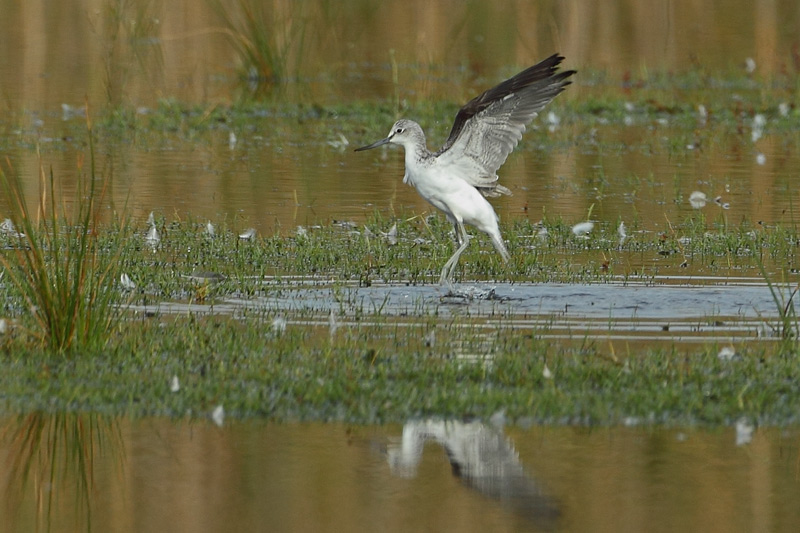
left=0, top=118, right=129, bottom=354
left=209, top=0, right=308, bottom=93
left=95, top=0, right=164, bottom=106
left=98, top=210, right=800, bottom=305
left=2, top=314, right=799, bottom=425
left=757, top=260, right=800, bottom=343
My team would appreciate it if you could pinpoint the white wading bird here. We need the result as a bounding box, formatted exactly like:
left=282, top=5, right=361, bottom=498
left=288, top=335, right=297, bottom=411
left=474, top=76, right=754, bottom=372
left=356, top=54, right=575, bottom=291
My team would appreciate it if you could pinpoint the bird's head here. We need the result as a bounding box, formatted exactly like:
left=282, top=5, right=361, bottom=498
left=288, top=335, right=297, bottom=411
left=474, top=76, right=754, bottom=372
left=354, top=119, right=423, bottom=152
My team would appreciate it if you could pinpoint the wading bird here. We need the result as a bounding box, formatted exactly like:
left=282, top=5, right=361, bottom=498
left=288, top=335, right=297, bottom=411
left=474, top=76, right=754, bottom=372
left=356, top=54, right=575, bottom=292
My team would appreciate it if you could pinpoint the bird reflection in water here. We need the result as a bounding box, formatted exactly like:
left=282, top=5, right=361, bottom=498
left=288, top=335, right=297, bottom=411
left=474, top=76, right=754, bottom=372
left=387, top=418, right=559, bottom=530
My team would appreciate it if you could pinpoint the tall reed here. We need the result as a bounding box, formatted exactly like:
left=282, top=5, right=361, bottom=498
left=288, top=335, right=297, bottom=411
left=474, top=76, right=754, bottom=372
left=0, top=114, right=128, bottom=354
left=209, top=0, right=308, bottom=92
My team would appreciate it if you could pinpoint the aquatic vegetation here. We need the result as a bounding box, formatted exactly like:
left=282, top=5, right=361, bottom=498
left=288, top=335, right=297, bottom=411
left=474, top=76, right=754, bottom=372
left=0, top=121, right=130, bottom=354
left=0, top=208, right=785, bottom=305
left=208, top=0, right=308, bottom=93
left=1, top=64, right=800, bottom=427
left=0, top=190, right=798, bottom=424
left=757, top=259, right=800, bottom=344
left=94, top=0, right=164, bottom=106
left=1, top=314, right=799, bottom=426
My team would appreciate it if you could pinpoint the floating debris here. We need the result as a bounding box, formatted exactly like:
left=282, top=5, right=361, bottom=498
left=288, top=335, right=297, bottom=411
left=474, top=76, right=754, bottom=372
left=623, top=417, right=641, bottom=427
left=332, top=220, right=357, bottom=230
left=61, top=103, right=87, bottom=121
left=206, top=221, right=216, bottom=237
left=689, top=191, right=707, bottom=209
left=381, top=223, right=398, bottom=246
left=542, top=363, right=553, bottom=379
left=535, top=225, right=549, bottom=243
left=145, top=224, right=160, bottom=249
left=0, top=218, right=25, bottom=238
left=697, top=104, right=708, bottom=123
left=212, top=405, right=225, bottom=427
left=239, top=228, right=257, bottom=241
left=120, top=273, right=137, bottom=291
left=327, top=132, right=350, bottom=151
left=546, top=111, right=560, bottom=132
left=717, top=346, right=737, bottom=361
left=571, top=221, right=594, bottom=237
left=735, top=418, right=754, bottom=446
left=755, top=152, right=766, bottom=166
left=618, top=221, right=627, bottom=246
left=271, top=316, right=287, bottom=334
left=228, top=131, right=237, bottom=150
left=170, top=375, right=180, bottom=393
left=329, top=309, right=339, bottom=337
left=744, top=57, right=756, bottom=74
left=751, top=114, right=765, bottom=142
left=296, top=226, right=308, bottom=239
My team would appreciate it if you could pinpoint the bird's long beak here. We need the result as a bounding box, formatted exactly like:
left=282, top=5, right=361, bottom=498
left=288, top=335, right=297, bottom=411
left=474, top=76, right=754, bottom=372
left=354, top=135, right=392, bottom=152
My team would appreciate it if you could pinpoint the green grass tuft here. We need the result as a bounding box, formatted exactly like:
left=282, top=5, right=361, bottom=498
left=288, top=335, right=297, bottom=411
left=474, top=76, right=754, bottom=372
left=0, top=117, right=130, bottom=354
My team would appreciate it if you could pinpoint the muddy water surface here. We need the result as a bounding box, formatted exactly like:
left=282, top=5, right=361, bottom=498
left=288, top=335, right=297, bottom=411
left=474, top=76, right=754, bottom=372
left=129, top=278, right=793, bottom=345
left=2, top=416, right=799, bottom=532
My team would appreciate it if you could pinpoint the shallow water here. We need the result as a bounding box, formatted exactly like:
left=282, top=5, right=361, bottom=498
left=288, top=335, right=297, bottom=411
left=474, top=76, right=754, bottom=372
left=1, top=415, right=798, bottom=532
left=128, top=277, right=793, bottom=345
left=1, top=1, right=799, bottom=231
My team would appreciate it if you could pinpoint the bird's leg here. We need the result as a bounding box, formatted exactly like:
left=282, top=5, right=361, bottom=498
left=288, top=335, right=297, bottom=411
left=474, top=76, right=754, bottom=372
left=439, top=222, right=471, bottom=288
left=452, top=222, right=464, bottom=246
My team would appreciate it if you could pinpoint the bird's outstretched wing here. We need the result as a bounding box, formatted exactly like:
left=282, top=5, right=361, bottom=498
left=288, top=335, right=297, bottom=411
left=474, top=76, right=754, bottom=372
left=435, top=54, right=575, bottom=197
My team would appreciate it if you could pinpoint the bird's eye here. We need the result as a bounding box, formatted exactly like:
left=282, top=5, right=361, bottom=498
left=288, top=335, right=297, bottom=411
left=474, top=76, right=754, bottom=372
left=395, top=127, right=404, bottom=134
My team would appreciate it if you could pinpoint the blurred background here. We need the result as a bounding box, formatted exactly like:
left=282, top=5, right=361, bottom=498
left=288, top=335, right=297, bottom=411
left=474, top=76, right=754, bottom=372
left=1, top=0, right=798, bottom=231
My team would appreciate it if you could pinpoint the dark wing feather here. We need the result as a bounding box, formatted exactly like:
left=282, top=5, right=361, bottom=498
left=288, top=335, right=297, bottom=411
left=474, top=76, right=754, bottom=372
left=435, top=54, right=575, bottom=196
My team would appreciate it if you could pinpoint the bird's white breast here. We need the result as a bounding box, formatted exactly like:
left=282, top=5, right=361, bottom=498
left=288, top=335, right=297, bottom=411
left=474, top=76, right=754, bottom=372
left=405, top=156, right=497, bottom=231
